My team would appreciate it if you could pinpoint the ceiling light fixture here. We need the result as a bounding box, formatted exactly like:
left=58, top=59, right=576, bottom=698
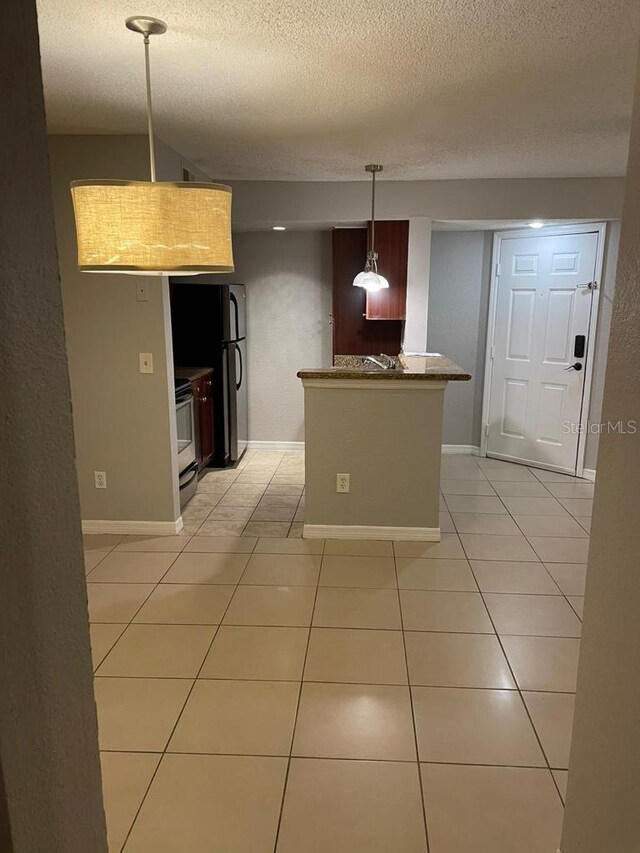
left=528, top=220, right=545, bottom=229
left=353, top=164, right=389, bottom=292
left=273, top=226, right=286, bottom=231
left=69, top=16, right=234, bottom=275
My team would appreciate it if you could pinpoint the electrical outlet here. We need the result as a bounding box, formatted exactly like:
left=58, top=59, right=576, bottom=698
left=94, top=471, right=107, bottom=489
left=139, top=352, right=154, bottom=374
left=136, top=281, right=150, bottom=302
left=336, top=473, right=350, bottom=493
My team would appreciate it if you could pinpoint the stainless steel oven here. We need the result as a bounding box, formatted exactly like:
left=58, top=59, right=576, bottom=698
left=175, top=380, right=196, bottom=474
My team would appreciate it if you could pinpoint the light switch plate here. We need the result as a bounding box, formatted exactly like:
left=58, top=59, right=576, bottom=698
left=139, top=352, right=154, bottom=374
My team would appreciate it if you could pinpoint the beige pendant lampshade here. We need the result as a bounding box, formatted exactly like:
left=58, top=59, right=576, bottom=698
left=70, top=179, right=234, bottom=274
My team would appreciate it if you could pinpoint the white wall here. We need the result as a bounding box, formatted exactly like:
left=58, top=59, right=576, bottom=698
left=48, top=136, right=179, bottom=526
left=217, top=231, right=332, bottom=442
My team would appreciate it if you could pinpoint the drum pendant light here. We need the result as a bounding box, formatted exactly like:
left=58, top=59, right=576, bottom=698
left=353, top=164, right=389, bottom=292
left=70, top=16, right=234, bottom=275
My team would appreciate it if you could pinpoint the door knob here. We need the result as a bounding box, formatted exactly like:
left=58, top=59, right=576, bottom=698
left=564, top=362, right=582, bottom=371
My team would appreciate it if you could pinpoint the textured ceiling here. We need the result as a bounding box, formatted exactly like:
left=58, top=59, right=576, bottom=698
left=37, top=0, right=640, bottom=181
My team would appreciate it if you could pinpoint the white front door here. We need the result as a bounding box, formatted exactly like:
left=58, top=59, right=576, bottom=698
left=486, top=230, right=599, bottom=473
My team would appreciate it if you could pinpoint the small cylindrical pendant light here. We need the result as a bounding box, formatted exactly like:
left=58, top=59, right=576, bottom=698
left=70, top=16, right=234, bottom=275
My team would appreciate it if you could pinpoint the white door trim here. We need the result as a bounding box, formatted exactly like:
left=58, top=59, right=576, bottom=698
left=480, top=222, right=607, bottom=477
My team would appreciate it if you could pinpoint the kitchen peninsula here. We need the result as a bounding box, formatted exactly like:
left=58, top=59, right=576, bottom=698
left=297, top=355, right=471, bottom=540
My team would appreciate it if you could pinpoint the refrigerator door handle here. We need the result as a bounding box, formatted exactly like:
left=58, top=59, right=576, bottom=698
left=230, top=292, right=240, bottom=341
left=236, top=343, right=243, bottom=391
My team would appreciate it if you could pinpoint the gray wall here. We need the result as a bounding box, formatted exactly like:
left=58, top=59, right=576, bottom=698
left=217, top=231, right=332, bottom=442
left=303, top=382, right=443, bottom=529
left=561, top=50, right=640, bottom=853
left=1, top=2, right=106, bottom=848
left=427, top=231, right=492, bottom=447
left=228, top=177, right=625, bottom=229
left=48, top=136, right=179, bottom=525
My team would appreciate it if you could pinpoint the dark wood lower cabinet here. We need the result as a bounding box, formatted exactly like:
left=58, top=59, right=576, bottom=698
left=192, top=371, right=214, bottom=471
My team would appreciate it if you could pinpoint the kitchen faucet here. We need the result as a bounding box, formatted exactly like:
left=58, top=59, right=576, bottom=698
left=363, top=354, right=395, bottom=370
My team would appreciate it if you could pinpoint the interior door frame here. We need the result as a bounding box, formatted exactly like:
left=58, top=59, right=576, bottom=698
left=480, top=222, right=607, bottom=477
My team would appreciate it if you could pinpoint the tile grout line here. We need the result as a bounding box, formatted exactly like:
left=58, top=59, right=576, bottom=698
left=99, top=748, right=573, bottom=772
left=92, top=548, right=185, bottom=672
left=91, top=623, right=582, bottom=638
left=475, top=457, right=581, bottom=797
left=270, top=545, right=322, bottom=852
left=99, top=743, right=573, bottom=772
left=467, top=551, right=569, bottom=806
left=116, top=538, right=252, bottom=852
left=393, top=551, right=432, bottom=853
left=92, top=546, right=195, bottom=851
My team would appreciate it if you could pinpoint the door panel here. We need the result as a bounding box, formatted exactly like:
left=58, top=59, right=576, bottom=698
left=506, top=289, right=535, bottom=360
left=543, top=290, right=575, bottom=363
left=537, top=384, right=565, bottom=445
left=487, top=231, right=599, bottom=472
left=502, top=380, right=528, bottom=438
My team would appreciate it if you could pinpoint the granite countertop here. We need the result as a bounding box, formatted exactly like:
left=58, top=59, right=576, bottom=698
left=175, top=367, right=214, bottom=382
left=297, top=354, right=471, bottom=382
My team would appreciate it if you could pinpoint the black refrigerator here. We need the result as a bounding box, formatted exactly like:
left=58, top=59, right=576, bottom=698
left=170, top=280, right=248, bottom=468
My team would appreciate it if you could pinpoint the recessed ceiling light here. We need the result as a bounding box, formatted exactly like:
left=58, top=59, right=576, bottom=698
left=528, top=220, right=545, bottom=229
left=273, top=226, right=286, bottom=231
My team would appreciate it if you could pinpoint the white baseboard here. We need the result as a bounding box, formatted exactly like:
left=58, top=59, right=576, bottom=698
left=442, top=444, right=480, bottom=455
left=82, top=518, right=183, bottom=535
left=303, top=524, right=441, bottom=541
left=247, top=441, right=305, bottom=452
left=582, top=468, right=596, bottom=482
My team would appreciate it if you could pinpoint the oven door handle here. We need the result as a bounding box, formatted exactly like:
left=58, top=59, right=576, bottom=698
left=179, top=463, right=198, bottom=489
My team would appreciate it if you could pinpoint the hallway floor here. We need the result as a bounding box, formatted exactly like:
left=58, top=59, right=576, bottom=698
left=85, top=450, right=592, bottom=852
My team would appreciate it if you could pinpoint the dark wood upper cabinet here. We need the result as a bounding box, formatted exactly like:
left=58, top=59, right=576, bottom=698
left=365, top=220, right=409, bottom=320
left=331, top=228, right=403, bottom=356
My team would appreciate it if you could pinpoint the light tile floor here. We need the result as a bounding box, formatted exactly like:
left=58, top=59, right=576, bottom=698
left=85, top=450, right=592, bottom=852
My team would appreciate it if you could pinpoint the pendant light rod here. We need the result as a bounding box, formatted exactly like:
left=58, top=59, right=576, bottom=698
left=365, top=164, right=383, bottom=263
left=126, top=16, right=167, bottom=182
left=143, top=35, right=156, bottom=180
